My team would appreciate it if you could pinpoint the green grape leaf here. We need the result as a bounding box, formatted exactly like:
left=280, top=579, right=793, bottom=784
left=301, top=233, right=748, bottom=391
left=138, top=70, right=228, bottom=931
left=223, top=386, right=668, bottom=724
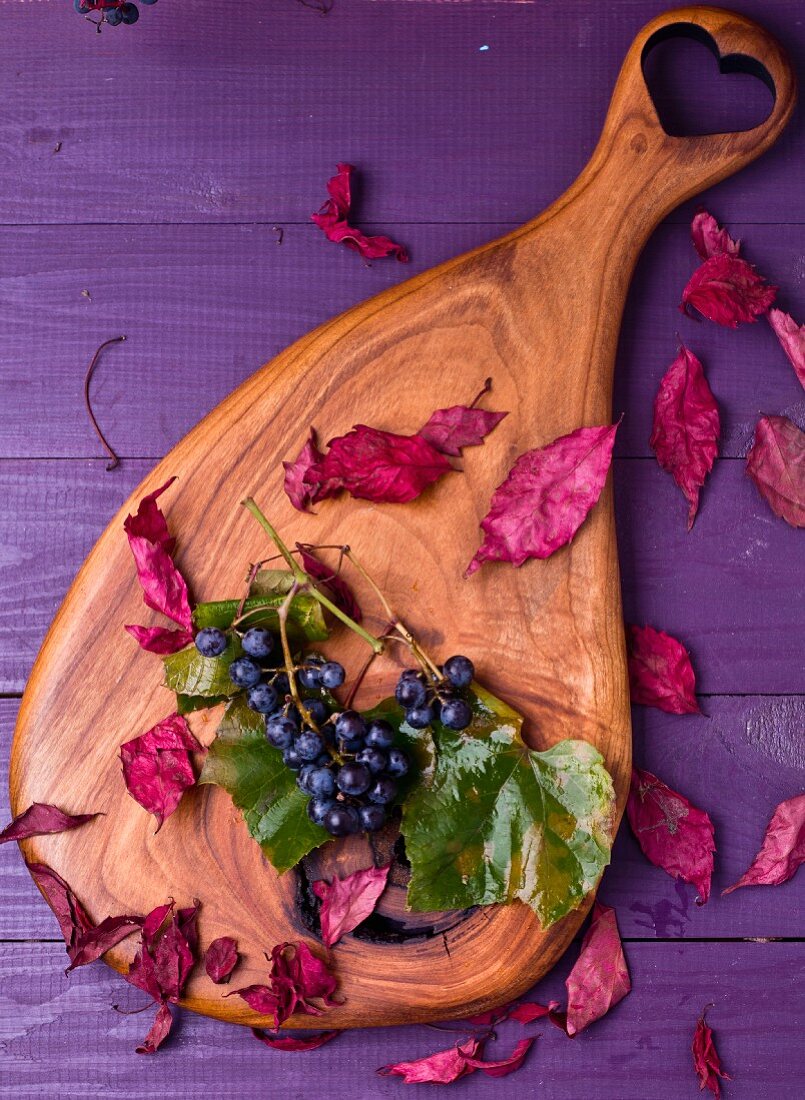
left=400, top=686, right=615, bottom=929
left=192, top=592, right=328, bottom=643
left=176, top=692, right=230, bottom=715
left=163, top=634, right=244, bottom=698
left=198, top=695, right=328, bottom=873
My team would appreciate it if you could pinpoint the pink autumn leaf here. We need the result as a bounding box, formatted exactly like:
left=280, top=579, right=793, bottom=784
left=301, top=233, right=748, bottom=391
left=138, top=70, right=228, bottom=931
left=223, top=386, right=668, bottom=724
left=251, top=1027, right=339, bottom=1052
left=124, top=478, right=193, bottom=644
left=312, top=864, right=390, bottom=947
left=378, top=1037, right=480, bottom=1085
left=691, top=211, right=741, bottom=261
left=565, top=901, right=630, bottom=1036
left=627, top=767, right=715, bottom=904
left=312, top=163, right=408, bottom=263
left=626, top=624, right=700, bottom=715
left=311, top=425, right=454, bottom=504
left=120, top=713, right=204, bottom=829
left=466, top=422, right=619, bottom=575
left=465, top=1037, right=537, bottom=1078
left=509, top=999, right=563, bottom=1025
left=283, top=429, right=333, bottom=514
left=124, top=624, right=194, bottom=655
left=692, top=1006, right=731, bottom=1098
left=26, top=862, right=93, bottom=956
left=66, top=914, right=144, bottom=971
left=228, top=941, right=339, bottom=1029
left=723, top=793, right=805, bottom=895
left=746, top=415, right=805, bottom=528
left=204, top=936, right=239, bottom=984
left=767, top=308, right=805, bottom=391
left=419, top=405, right=508, bottom=457
left=650, top=346, right=720, bottom=530
left=0, top=803, right=101, bottom=844
left=136, top=1002, right=174, bottom=1056
left=681, top=253, right=777, bottom=328
left=296, top=545, right=363, bottom=623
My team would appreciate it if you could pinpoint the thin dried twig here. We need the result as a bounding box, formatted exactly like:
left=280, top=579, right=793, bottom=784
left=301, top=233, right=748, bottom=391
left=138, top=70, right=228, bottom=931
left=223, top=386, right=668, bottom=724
left=83, top=335, right=126, bottom=470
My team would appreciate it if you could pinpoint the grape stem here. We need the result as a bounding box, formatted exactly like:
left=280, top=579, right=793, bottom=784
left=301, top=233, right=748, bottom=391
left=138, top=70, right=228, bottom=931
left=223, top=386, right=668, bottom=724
left=241, top=498, right=385, bottom=654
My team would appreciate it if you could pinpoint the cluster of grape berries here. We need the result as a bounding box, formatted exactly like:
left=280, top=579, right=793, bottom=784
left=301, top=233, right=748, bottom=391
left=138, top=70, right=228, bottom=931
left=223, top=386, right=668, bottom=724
left=193, top=626, right=411, bottom=839
left=395, top=654, right=475, bottom=730
left=73, top=0, right=157, bottom=27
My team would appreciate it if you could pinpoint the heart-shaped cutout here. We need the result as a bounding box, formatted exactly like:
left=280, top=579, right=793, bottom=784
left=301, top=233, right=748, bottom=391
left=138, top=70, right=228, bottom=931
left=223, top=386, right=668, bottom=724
left=643, top=24, right=775, bottom=136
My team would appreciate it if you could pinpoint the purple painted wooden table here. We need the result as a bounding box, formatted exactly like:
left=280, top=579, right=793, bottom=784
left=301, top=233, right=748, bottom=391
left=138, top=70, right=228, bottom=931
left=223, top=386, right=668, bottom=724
left=1, top=1, right=803, bottom=1097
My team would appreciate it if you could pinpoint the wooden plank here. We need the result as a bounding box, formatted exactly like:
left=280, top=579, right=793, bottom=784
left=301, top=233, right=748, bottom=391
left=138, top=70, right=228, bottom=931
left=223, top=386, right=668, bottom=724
left=0, top=940, right=801, bottom=1098
left=0, top=2, right=801, bottom=226
left=3, top=691, right=802, bottom=942
left=0, top=223, right=802, bottom=462
left=0, top=457, right=801, bottom=696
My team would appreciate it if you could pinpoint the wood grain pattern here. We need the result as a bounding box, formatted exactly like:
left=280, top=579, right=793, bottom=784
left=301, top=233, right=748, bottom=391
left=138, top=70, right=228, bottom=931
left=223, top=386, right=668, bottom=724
left=9, top=7, right=797, bottom=1030
left=1, top=941, right=803, bottom=1099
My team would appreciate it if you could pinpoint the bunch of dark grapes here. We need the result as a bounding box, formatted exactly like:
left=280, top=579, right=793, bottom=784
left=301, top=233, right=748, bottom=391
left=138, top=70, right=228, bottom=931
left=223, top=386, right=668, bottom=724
left=73, top=0, right=158, bottom=27
left=193, top=628, right=411, bottom=839
left=395, top=654, right=475, bottom=730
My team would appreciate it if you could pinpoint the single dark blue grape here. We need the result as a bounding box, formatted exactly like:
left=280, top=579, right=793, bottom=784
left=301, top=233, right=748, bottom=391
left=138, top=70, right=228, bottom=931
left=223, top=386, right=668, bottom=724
left=301, top=698, right=329, bottom=726
left=273, top=672, right=291, bottom=696
left=323, top=804, right=361, bottom=837
left=367, top=776, right=398, bottom=805
left=120, top=2, right=139, bottom=23
left=296, top=730, right=325, bottom=761
left=228, top=656, right=262, bottom=688
left=307, top=797, right=336, bottom=827
left=246, top=681, right=279, bottom=714
left=440, top=698, right=473, bottom=731
left=385, top=748, right=409, bottom=777
left=406, top=704, right=434, bottom=729
left=266, top=715, right=296, bottom=750
left=359, top=804, right=387, bottom=832
left=241, top=628, right=275, bottom=659
left=308, top=766, right=336, bottom=798
left=395, top=676, right=427, bottom=708
left=194, top=627, right=228, bottom=658
left=105, top=8, right=123, bottom=23
left=355, top=746, right=387, bottom=775
left=297, top=764, right=317, bottom=794
left=334, top=710, right=366, bottom=744
left=365, top=719, right=395, bottom=750
left=319, top=661, right=345, bottom=689
left=336, top=762, right=371, bottom=796
left=298, top=663, right=322, bottom=690
left=443, top=654, right=475, bottom=689
left=282, top=745, right=302, bottom=771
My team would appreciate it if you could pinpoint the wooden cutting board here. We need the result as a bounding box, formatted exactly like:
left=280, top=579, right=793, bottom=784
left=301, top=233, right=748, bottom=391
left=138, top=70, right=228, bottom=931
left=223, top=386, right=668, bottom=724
left=10, top=7, right=794, bottom=1029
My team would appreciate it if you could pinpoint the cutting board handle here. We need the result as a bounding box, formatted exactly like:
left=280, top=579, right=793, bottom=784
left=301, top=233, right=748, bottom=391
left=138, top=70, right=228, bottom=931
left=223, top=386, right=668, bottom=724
left=573, top=6, right=796, bottom=228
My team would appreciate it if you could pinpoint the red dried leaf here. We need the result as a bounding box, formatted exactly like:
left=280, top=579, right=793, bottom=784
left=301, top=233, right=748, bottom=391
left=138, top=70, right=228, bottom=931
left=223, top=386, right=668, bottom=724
left=465, top=1037, right=536, bottom=1078
left=746, top=415, right=805, bottom=528
left=627, top=767, right=715, bottom=904
left=312, top=163, right=408, bottom=263
left=723, top=793, right=805, bottom=895
left=27, top=862, right=92, bottom=954
left=692, top=1007, right=731, bottom=1098
left=419, top=405, right=508, bottom=457
left=312, top=864, right=390, bottom=947
left=466, top=422, right=619, bottom=576
left=136, top=1002, right=174, bottom=1056
left=681, top=253, right=777, bottom=328
left=767, top=308, right=805, bottom=391
left=120, top=713, right=203, bottom=829
left=205, top=936, right=239, bottom=984
left=650, top=346, right=720, bottom=529
left=509, top=999, right=562, bottom=1025
left=229, top=941, right=339, bottom=1029
left=565, top=901, right=630, bottom=1036
left=66, top=914, right=145, bottom=971
left=124, top=624, right=194, bottom=655
left=251, top=1027, right=339, bottom=1052
left=296, top=545, right=363, bottom=623
left=283, top=429, right=333, bottom=514
left=0, top=803, right=100, bottom=844
left=310, top=425, right=453, bottom=504
left=124, top=478, right=193, bottom=642
left=462, top=1006, right=512, bottom=1026
left=378, top=1037, right=480, bottom=1085
left=626, top=624, right=700, bottom=715
left=691, top=211, right=740, bottom=261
